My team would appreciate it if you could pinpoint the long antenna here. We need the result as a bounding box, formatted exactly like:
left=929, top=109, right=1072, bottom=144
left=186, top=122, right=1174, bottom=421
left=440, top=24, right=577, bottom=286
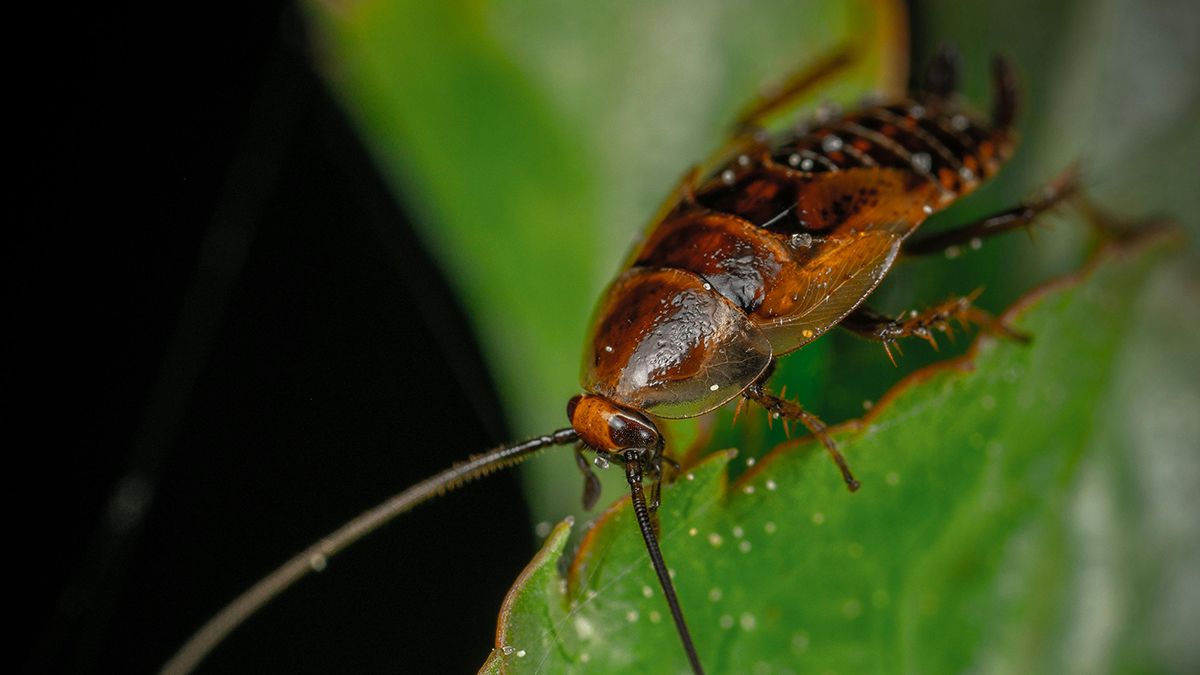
left=623, top=450, right=705, bottom=675
left=161, top=428, right=578, bottom=675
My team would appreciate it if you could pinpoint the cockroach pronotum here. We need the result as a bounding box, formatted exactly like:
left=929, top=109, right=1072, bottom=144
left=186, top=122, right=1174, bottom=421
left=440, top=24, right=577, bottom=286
left=163, top=48, right=1087, bottom=675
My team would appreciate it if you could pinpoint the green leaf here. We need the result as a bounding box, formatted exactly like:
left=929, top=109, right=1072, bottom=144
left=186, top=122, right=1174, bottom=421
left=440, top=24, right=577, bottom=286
left=481, top=233, right=1176, bottom=673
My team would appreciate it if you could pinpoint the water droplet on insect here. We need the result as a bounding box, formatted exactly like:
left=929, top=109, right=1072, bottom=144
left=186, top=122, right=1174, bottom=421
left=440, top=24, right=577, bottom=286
left=743, top=485, right=756, bottom=494
left=709, top=587, right=723, bottom=602
left=502, top=645, right=516, bottom=655
left=739, top=540, right=752, bottom=553
left=534, top=521, right=552, bottom=538
left=688, top=527, right=698, bottom=536
left=945, top=245, right=961, bottom=259
left=812, top=511, right=825, bottom=525
left=720, top=614, right=735, bottom=629
left=308, top=554, right=327, bottom=572
left=740, top=612, right=758, bottom=630
left=862, top=399, right=874, bottom=410
left=709, top=383, right=720, bottom=391
left=960, top=166, right=976, bottom=182
left=821, top=135, right=844, bottom=153
left=745, top=456, right=756, bottom=467
left=593, top=456, right=609, bottom=469
left=604, top=345, right=613, bottom=353
left=787, top=153, right=802, bottom=167
left=732, top=526, right=744, bottom=538
left=721, top=169, right=736, bottom=185
left=766, top=479, right=778, bottom=491
left=737, top=154, right=751, bottom=167
left=702, top=282, right=712, bottom=291
left=516, top=650, right=527, bottom=658
left=708, top=532, right=724, bottom=547
left=800, top=157, right=815, bottom=171
left=923, top=203, right=934, bottom=215
left=909, top=103, right=925, bottom=118
left=626, top=610, right=639, bottom=622
left=788, top=232, right=813, bottom=249
left=764, top=521, right=777, bottom=534
left=649, top=610, right=662, bottom=623
left=911, top=152, right=932, bottom=173
left=970, top=237, right=983, bottom=250
left=580, top=653, right=591, bottom=663
left=641, top=585, right=654, bottom=598
left=801, top=329, right=814, bottom=338
left=686, top=472, right=695, bottom=480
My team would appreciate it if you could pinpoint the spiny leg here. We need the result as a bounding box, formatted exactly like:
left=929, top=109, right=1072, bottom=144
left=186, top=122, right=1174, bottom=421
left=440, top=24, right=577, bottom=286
left=624, top=450, right=705, bottom=675
left=903, top=166, right=1079, bottom=257
left=648, top=451, right=682, bottom=513
left=743, top=373, right=860, bottom=491
left=841, top=292, right=1028, bottom=365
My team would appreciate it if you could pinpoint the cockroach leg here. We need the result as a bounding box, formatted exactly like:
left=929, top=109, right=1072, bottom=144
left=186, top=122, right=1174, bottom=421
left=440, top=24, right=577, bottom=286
left=743, top=376, right=860, bottom=492
left=733, top=45, right=857, bottom=131
left=902, top=166, right=1080, bottom=257
left=921, top=44, right=961, bottom=98
left=573, top=443, right=603, bottom=511
left=841, top=290, right=1027, bottom=362
left=1071, top=190, right=1169, bottom=242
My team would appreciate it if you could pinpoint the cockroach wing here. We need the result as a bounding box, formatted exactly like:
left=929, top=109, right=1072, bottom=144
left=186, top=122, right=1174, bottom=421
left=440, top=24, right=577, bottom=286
left=750, top=167, right=938, bottom=354
left=756, top=227, right=900, bottom=353
left=581, top=267, right=773, bottom=420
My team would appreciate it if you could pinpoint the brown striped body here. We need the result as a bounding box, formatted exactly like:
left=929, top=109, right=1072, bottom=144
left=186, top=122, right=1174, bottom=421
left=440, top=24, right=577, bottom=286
left=577, top=88, right=1016, bottom=427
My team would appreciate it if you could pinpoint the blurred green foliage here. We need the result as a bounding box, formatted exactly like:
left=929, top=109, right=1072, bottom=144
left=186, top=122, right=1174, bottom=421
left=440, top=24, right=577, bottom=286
left=306, top=0, right=1198, bottom=672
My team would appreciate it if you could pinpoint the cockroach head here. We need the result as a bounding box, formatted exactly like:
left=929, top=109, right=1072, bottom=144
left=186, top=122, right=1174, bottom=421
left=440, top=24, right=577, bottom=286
left=567, top=394, right=660, bottom=453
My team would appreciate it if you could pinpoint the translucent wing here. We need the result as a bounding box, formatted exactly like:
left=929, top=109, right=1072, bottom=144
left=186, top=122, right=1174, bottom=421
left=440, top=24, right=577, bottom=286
left=751, top=167, right=938, bottom=353
left=756, top=228, right=901, bottom=353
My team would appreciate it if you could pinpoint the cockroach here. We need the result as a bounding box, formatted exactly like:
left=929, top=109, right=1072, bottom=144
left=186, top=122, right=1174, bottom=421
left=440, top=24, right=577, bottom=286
left=163, top=48, right=1081, bottom=675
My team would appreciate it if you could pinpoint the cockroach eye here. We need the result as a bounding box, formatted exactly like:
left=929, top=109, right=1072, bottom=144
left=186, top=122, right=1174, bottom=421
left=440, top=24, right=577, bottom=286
left=609, top=411, right=659, bottom=449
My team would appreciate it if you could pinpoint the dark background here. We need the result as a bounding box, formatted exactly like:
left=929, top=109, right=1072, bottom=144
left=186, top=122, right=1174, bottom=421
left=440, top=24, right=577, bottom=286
left=15, top=3, right=532, bottom=673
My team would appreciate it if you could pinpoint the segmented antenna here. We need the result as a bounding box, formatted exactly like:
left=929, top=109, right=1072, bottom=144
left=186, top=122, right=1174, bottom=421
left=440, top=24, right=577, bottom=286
left=161, top=429, right=578, bottom=675
left=624, top=449, right=705, bottom=675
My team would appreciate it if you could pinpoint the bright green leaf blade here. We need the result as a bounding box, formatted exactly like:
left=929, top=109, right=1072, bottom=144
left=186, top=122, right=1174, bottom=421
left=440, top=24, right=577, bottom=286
left=483, top=233, right=1176, bottom=673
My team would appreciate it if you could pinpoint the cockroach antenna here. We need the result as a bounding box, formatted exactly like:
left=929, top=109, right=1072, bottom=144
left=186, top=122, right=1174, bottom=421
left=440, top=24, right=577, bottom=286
left=160, top=425, right=707, bottom=675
